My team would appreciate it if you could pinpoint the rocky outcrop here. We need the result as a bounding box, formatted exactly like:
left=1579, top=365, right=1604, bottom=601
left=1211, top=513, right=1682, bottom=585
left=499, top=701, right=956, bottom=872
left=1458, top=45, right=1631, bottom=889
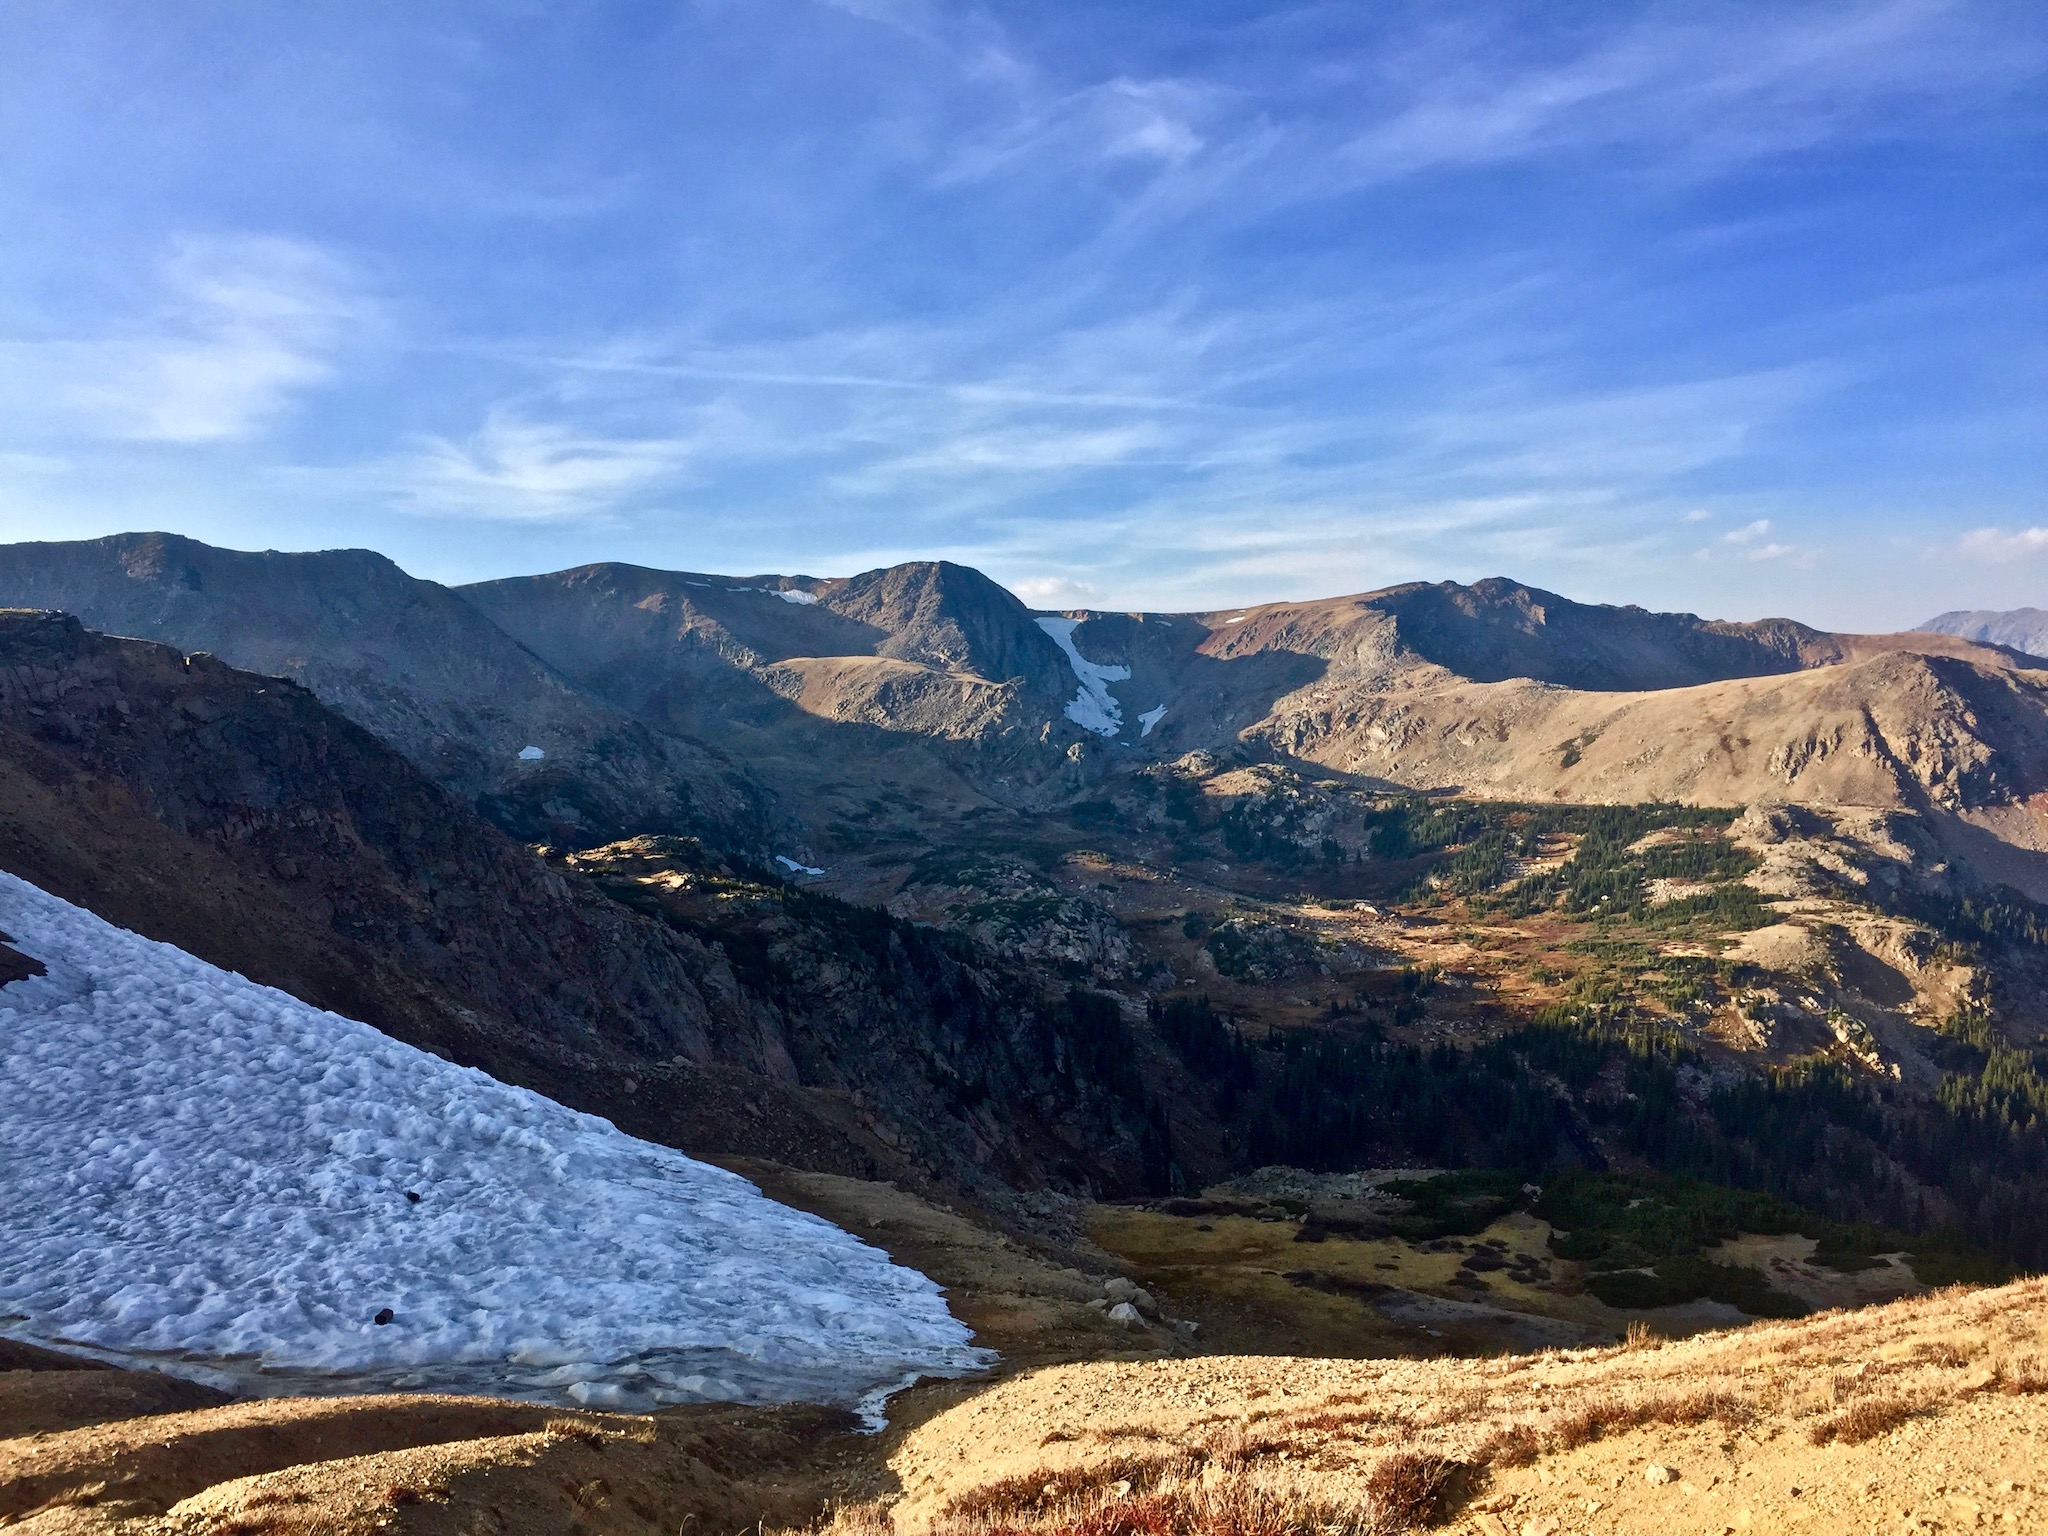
left=11, top=533, right=2048, bottom=894
left=0, top=608, right=723, bottom=1066
left=461, top=559, right=1077, bottom=747
left=824, top=560, right=1070, bottom=696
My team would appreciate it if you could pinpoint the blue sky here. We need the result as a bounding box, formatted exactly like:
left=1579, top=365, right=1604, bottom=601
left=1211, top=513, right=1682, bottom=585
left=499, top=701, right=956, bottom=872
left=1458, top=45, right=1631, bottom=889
left=0, top=0, right=2042, bottom=627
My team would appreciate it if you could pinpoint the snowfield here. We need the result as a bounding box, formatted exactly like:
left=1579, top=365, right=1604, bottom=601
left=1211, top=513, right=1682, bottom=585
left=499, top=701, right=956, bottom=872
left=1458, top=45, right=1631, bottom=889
left=1036, top=616, right=1131, bottom=737
left=0, top=871, right=986, bottom=1412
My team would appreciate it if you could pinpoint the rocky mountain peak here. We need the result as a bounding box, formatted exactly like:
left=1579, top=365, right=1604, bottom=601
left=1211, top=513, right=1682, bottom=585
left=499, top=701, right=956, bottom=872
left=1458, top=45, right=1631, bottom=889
left=826, top=559, right=1070, bottom=693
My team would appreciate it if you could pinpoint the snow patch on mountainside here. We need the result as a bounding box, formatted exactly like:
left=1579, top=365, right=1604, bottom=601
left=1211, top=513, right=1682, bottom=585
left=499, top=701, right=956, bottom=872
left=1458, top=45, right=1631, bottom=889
left=0, top=871, right=985, bottom=1411
left=1036, top=617, right=1131, bottom=737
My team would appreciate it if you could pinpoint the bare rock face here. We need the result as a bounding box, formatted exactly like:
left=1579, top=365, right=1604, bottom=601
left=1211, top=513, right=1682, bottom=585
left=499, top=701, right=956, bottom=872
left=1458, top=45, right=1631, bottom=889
left=460, top=559, right=1080, bottom=768
left=823, top=560, right=1071, bottom=696
left=9, top=533, right=2048, bottom=896
left=0, top=934, right=43, bottom=986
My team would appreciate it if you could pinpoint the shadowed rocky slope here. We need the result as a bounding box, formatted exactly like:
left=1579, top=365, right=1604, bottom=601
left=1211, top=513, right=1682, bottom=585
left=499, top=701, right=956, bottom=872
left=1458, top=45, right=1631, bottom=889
left=0, top=532, right=773, bottom=849
left=0, top=610, right=1168, bottom=1200
left=1346, top=576, right=1837, bottom=690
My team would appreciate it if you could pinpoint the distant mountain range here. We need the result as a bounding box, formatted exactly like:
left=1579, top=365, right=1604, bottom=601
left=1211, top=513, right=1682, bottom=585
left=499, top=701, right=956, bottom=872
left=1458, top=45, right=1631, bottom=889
left=2, top=532, right=2044, bottom=899
left=1921, top=606, right=2048, bottom=661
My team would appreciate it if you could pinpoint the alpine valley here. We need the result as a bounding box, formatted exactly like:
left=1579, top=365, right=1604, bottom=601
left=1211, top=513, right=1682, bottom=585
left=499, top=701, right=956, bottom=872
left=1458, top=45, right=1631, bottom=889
left=6, top=530, right=2048, bottom=1532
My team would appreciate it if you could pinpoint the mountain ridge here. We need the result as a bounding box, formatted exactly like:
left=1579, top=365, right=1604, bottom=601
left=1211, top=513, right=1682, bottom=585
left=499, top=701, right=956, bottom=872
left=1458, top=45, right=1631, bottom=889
left=0, top=532, right=775, bottom=850
left=3, top=533, right=2044, bottom=896
left=8, top=535, right=2048, bottom=1375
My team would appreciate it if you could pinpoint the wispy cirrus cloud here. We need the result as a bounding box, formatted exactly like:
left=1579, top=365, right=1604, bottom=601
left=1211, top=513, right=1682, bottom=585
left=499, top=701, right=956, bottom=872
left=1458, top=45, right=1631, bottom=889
left=838, top=0, right=2038, bottom=243
left=3, top=0, right=2032, bottom=633
left=376, top=410, right=712, bottom=521
left=1344, top=0, right=2037, bottom=182
left=935, top=76, right=1217, bottom=185
left=0, top=234, right=366, bottom=445
left=380, top=261, right=1835, bottom=605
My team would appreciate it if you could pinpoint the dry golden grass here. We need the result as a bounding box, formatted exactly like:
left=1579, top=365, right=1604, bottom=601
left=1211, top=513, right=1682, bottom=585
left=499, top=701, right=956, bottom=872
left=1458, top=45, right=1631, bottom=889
left=1809, top=1394, right=1923, bottom=1445
left=1911, top=1339, right=1974, bottom=1368
left=814, top=1453, right=1462, bottom=1536
left=1996, top=1355, right=2048, bottom=1394
left=1471, top=1386, right=1750, bottom=1467
left=938, top=1452, right=1186, bottom=1525
left=1359, top=1454, right=1457, bottom=1529
left=875, top=1277, right=2048, bottom=1536
left=1290, top=1407, right=1383, bottom=1434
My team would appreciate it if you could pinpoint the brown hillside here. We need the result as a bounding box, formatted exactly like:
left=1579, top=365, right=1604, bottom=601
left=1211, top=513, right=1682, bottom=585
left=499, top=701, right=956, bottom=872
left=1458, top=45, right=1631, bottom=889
left=10, top=531, right=2048, bottom=897
left=881, top=1277, right=2048, bottom=1536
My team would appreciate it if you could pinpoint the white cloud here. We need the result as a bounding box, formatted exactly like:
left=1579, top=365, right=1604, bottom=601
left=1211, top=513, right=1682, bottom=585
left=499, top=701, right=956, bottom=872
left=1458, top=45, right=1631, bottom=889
left=0, top=451, right=67, bottom=476
left=410, top=291, right=1836, bottom=586
left=935, top=75, right=1216, bottom=185
left=1011, top=575, right=1100, bottom=609
left=1958, top=526, right=2048, bottom=558
left=839, top=421, right=1166, bottom=486
left=1697, top=517, right=1802, bottom=562
left=0, top=234, right=365, bottom=445
left=382, top=411, right=698, bottom=521
left=1095, top=79, right=1208, bottom=164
